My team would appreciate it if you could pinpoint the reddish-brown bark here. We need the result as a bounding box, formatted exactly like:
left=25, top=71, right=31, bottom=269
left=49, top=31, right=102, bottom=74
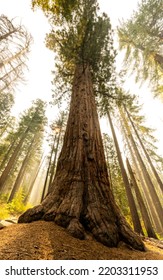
left=19, top=65, right=145, bottom=251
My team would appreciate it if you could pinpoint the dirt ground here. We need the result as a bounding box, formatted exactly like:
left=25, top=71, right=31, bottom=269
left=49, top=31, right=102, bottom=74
left=0, top=220, right=163, bottom=260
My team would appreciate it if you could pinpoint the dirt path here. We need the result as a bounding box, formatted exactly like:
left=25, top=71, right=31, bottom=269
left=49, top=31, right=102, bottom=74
left=0, top=221, right=163, bottom=260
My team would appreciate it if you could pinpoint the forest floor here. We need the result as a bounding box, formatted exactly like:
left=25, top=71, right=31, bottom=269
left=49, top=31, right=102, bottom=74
left=0, top=220, right=163, bottom=260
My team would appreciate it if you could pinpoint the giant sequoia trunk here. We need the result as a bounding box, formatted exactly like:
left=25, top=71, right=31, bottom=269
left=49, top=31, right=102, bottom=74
left=19, top=65, right=144, bottom=250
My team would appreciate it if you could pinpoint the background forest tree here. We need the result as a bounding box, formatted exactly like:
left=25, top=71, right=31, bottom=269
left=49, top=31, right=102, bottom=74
left=118, top=0, right=163, bottom=97
left=0, top=15, right=32, bottom=94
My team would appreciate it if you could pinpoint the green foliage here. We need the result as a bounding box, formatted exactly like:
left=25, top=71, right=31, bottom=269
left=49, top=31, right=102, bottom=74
left=0, top=194, right=9, bottom=219
left=125, top=214, right=134, bottom=228
left=0, top=205, right=9, bottom=219
left=118, top=0, right=163, bottom=95
left=0, top=190, right=31, bottom=219
left=0, top=193, right=9, bottom=203
left=0, top=92, right=14, bottom=131
left=0, top=92, right=14, bottom=121
left=48, top=7, right=112, bottom=69
left=18, top=99, right=47, bottom=135
left=7, top=189, right=30, bottom=215
left=35, top=0, right=116, bottom=105
left=0, top=99, right=46, bottom=193
left=32, top=0, right=78, bottom=20
left=154, top=84, right=163, bottom=100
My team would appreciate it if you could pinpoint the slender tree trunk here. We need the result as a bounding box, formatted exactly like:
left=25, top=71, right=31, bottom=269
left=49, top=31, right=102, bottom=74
left=41, top=136, right=57, bottom=201
left=0, top=140, right=16, bottom=172
left=7, top=135, right=36, bottom=202
left=0, top=107, right=41, bottom=192
left=154, top=53, right=163, bottom=66
left=124, top=106, right=163, bottom=193
left=0, top=136, right=26, bottom=192
left=107, top=111, right=144, bottom=235
left=123, top=127, right=162, bottom=233
left=0, top=122, right=32, bottom=192
left=48, top=129, right=63, bottom=193
left=0, top=124, right=8, bottom=138
left=119, top=107, right=163, bottom=230
left=8, top=161, right=27, bottom=202
left=126, top=158, right=157, bottom=238
left=19, top=65, right=144, bottom=250
left=24, top=156, right=44, bottom=205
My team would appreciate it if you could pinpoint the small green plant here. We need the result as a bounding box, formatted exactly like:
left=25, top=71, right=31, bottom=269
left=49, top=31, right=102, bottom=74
left=0, top=189, right=32, bottom=219
left=0, top=204, right=9, bottom=220
left=0, top=193, right=9, bottom=203
left=0, top=194, right=10, bottom=219
left=157, top=233, right=163, bottom=240
left=7, top=189, right=32, bottom=216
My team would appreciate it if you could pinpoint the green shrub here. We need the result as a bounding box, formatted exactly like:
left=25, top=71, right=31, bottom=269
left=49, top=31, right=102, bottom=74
left=0, top=194, right=10, bottom=219
left=0, top=189, right=32, bottom=219
left=7, top=189, right=31, bottom=216
left=0, top=203, right=9, bottom=220
left=0, top=193, right=9, bottom=203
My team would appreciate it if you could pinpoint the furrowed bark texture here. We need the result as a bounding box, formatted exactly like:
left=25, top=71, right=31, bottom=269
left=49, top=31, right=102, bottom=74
left=19, top=65, right=144, bottom=250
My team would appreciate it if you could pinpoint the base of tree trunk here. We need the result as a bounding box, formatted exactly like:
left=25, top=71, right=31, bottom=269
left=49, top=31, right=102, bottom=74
left=18, top=190, right=145, bottom=251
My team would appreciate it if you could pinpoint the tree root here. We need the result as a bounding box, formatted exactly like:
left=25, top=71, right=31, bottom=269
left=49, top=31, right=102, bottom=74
left=18, top=204, right=145, bottom=251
